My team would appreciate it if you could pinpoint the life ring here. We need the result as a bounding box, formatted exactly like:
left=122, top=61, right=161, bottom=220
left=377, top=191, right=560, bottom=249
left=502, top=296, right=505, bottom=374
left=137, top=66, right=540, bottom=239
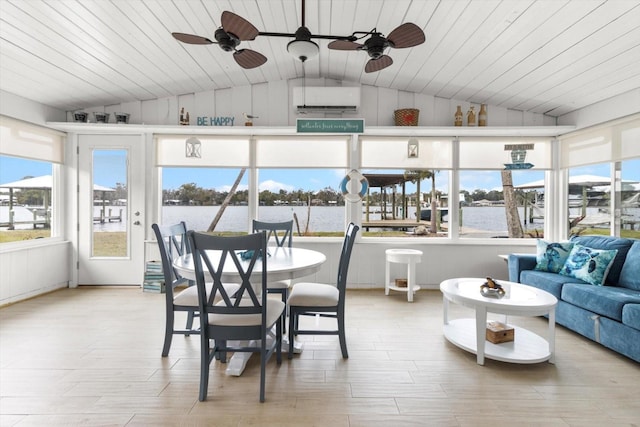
left=340, top=169, right=369, bottom=203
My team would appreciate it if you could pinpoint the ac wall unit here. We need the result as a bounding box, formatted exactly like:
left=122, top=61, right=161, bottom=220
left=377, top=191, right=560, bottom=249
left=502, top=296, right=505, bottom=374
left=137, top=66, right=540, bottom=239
left=293, top=87, right=360, bottom=113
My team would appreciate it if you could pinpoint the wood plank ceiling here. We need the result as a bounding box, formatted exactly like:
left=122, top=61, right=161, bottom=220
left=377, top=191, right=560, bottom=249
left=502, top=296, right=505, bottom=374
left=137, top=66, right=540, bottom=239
left=1, top=0, right=639, bottom=116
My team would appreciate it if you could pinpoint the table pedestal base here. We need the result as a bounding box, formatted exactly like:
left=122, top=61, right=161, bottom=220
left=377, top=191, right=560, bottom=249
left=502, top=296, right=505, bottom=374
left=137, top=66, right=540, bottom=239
left=224, top=337, right=303, bottom=376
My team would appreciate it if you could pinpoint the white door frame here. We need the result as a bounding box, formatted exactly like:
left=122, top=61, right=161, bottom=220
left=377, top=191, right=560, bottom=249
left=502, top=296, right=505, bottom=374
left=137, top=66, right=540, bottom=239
left=76, top=134, right=146, bottom=285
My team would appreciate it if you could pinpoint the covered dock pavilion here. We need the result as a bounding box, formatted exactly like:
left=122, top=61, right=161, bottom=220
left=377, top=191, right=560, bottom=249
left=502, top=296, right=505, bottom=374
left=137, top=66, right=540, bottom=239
left=362, top=173, right=429, bottom=231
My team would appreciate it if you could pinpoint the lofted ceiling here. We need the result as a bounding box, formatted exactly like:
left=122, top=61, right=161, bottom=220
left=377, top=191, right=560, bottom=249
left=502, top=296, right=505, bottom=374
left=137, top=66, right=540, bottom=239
left=1, top=0, right=639, bottom=117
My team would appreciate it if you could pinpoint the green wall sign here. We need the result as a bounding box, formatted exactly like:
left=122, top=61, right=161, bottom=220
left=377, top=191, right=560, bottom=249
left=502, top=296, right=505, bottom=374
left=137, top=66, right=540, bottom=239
left=296, top=119, right=364, bottom=133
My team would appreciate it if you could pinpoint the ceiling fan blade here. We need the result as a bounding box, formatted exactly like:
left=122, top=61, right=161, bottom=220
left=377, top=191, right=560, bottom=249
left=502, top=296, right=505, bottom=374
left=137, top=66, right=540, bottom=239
left=328, top=40, right=363, bottom=50
left=221, top=11, right=259, bottom=41
left=172, top=32, right=214, bottom=45
left=365, top=55, right=393, bottom=73
left=233, top=49, right=267, bottom=69
left=386, top=22, right=425, bottom=48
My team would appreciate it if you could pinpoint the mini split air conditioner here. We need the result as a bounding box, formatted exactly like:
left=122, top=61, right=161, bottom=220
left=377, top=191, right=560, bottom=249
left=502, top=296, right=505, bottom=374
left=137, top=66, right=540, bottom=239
left=293, top=87, right=360, bottom=113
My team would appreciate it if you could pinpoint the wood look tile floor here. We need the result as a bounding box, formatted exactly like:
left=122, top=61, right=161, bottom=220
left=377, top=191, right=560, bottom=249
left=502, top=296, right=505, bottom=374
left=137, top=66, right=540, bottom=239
left=1, top=287, right=639, bottom=426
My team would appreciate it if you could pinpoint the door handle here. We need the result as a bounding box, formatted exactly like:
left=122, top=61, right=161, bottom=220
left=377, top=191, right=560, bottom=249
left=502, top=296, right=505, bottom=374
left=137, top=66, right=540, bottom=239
left=133, top=220, right=141, bottom=226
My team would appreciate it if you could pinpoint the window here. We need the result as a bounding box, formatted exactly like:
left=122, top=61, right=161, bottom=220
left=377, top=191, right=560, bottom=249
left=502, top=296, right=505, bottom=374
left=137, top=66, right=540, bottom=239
left=157, top=135, right=351, bottom=236
left=566, top=164, right=611, bottom=236
left=255, top=136, right=349, bottom=236
left=458, top=169, right=545, bottom=238
left=620, top=158, right=640, bottom=238
left=0, top=116, right=64, bottom=243
left=256, top=168, right=345, bottom=235
left=458, top=137, right=552, bottom=239
left=560, top=113, right=640, bottom=239
left=161, top=167, right=249, bottom=234
left=360, top=137, right=452, bottom=237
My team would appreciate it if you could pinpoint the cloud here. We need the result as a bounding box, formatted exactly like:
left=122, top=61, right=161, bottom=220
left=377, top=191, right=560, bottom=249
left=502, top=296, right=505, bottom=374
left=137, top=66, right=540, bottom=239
left=259, top=180, right=295, bottom=192
left=218, top=184, right=248, bottom=192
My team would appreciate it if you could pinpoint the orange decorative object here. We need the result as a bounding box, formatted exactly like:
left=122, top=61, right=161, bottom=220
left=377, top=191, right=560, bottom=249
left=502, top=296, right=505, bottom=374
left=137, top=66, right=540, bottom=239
left=394, top=108, right=420, bottom=126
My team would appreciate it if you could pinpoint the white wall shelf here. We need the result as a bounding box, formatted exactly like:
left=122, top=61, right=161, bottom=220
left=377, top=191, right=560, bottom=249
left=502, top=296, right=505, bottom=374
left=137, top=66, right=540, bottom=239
left=46, top=122, right=575, bottom=137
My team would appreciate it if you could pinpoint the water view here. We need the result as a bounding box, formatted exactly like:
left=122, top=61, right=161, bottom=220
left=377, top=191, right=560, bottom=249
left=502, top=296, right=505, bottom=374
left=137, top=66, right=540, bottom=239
left=159, top=205, right=640, bottom=236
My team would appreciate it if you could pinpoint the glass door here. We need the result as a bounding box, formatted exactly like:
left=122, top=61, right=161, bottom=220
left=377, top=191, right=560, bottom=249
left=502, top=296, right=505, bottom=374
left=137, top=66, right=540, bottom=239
left=78, top=135, right=145, bottom=285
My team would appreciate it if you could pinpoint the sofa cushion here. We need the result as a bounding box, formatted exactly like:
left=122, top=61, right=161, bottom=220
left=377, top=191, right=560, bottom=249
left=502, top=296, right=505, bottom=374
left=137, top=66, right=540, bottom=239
left=520, top=270, right=586, bottom=299
left=618, top=241, right=640, bottom=291
left=559, top=244, right=618, bottom=286
left=561, top=283, right=640, bottom=322
left=622, top=304, right=640, bottom=331
left=570, top=235, right=634, bottom=285
left=534, top=240, right=574, bottom=273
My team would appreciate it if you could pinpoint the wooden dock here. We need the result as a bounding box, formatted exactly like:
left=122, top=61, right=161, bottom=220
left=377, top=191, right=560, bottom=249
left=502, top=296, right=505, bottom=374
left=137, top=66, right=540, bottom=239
left=361, top=219, right=430, bottom=231
left=93, top=208, right=123, bottom=223
left=0, top=208, right=50, bottom=229
left=0, top=219, right=49, bottom=229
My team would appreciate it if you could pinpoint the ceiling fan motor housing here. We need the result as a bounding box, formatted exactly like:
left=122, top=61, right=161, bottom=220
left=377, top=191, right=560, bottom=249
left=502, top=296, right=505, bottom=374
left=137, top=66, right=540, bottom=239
left=215, top=28, right=240, bottom=51
left=364, top=34, right=389, bottom=59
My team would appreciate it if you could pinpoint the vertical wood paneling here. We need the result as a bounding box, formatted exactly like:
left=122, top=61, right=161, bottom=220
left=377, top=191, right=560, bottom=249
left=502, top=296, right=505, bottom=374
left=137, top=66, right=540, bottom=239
left=267, top=80, right=289, bottom=126
left=360, top=85, right=379, bottom=127
left=4, top=1, right=633, bottom=117
left=377, top=87, right=397, bottom=127
left=193, top=90, right=216, bottom=122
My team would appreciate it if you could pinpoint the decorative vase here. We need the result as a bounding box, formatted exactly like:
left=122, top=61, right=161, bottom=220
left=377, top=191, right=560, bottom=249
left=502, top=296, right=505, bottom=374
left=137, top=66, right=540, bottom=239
left=467, top=106, right=476, bottom=126
left=479, top=104, right=487, bottom=126
left=93, top=112, right=109, bottom=123
left=454, top=106, right=463, bottom=126
left=114, top=112, right=130, bottom=124
left=179, top=108, right=189, bottom=125
left=73, top=112, right=88, bottom=123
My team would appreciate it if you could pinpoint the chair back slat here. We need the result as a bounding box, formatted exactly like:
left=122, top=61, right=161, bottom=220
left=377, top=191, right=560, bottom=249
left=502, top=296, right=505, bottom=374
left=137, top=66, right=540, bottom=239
left=152, top=221, right=190, bottom=293
left=252, top=220, right=293, bottom=248
left=188, top=231, right=267, bottom=317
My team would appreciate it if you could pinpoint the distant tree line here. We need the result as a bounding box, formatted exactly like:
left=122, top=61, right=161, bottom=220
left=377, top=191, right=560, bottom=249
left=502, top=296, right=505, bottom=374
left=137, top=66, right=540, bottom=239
left=159, top=183, right=520, bottom=206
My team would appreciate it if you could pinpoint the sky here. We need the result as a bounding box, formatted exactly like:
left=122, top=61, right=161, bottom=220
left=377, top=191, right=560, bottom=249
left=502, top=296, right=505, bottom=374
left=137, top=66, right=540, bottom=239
left=1, top=156, right=639, bottom=194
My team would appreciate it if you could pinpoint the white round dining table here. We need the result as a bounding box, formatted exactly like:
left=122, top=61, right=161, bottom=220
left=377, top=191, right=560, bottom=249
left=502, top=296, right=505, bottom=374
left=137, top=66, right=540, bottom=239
left=172, top=246, right=326, bottom=376
left=172, top=246, right=327, bottom=284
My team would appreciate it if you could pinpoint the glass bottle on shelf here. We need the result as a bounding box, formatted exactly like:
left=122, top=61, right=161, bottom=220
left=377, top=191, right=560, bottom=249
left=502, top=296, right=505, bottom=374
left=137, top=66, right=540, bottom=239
left=467, top=106, right=476, bottom=126
left=478, top=104, right=487, bottom=126
left=454, top=106, right=463, bottom=126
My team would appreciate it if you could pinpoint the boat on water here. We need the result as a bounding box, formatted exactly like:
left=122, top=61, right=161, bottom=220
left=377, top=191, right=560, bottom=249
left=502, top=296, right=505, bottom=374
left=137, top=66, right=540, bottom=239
left=420, top=208, right=448, bottom=222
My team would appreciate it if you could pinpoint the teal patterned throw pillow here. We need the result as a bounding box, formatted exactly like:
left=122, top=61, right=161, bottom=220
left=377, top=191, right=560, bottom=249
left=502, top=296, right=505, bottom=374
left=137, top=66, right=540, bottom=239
left=534, top=240, right=574, bottom=273
left=559, top=244, right=618, bottom=286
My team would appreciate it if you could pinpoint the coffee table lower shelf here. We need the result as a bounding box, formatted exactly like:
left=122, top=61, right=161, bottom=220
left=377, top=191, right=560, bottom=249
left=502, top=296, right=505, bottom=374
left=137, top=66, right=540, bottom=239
left=443, top=318, right=552, bottom=364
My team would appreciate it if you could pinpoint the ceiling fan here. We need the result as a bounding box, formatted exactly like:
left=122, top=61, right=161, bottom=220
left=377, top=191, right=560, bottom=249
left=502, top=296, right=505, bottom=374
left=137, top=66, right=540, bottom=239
left=171, top=0, right=425, bottom=73
left=327, top=23, right=425, bottom=73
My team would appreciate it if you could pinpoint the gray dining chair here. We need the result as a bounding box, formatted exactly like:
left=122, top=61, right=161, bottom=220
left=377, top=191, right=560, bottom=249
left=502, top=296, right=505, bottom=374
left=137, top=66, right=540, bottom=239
left=252, top=219, right=293, bottom=248
left=152, top=221, right=199, bottom=357
left=252, top=219, right=293, bottom=329
left=187, top=230, right=285, bottom=402
left=152, top=222, right=240, bottom=357
left=287, top=222, right=359, bottom=359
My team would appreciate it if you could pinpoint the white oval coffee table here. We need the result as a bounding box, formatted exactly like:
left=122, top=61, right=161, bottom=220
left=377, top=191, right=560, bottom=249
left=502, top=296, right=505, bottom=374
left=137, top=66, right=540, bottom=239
left=440, top=277, right=557, bottom=365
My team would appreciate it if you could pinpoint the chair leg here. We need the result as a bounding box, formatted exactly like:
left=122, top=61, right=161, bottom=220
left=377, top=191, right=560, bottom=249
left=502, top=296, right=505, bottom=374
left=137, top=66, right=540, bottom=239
left=162, top=309, right=175, bottom=357
left=217, top=340, right=227, bottom=363
left=338, top=313, right=348, bottom=359
left=281, top=289, right=287, bottom=334
left=276, top=314, right=283, bottom=365
left=288, top=308, right=296, bottom=359
left=199, top=331, right=210, bottom=401
left=185, top=310, right=195, bottom=336
left=260, top=337, right=266, bottom=402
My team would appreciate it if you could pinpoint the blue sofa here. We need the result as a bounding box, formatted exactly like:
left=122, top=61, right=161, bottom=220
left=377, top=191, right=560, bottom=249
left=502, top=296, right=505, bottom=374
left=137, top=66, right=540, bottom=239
left=508, top=235, right=640, bottom=363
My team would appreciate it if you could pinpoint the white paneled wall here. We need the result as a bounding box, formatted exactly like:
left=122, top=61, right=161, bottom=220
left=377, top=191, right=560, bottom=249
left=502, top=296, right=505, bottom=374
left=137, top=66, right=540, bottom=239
left=0, top=241, right=70, bottom=306
left=69, top=79, right=557, bottom=127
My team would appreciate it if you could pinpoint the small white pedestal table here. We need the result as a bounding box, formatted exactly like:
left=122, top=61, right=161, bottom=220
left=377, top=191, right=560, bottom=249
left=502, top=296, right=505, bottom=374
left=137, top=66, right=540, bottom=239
left=385, top=248, right=422, bottom=302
